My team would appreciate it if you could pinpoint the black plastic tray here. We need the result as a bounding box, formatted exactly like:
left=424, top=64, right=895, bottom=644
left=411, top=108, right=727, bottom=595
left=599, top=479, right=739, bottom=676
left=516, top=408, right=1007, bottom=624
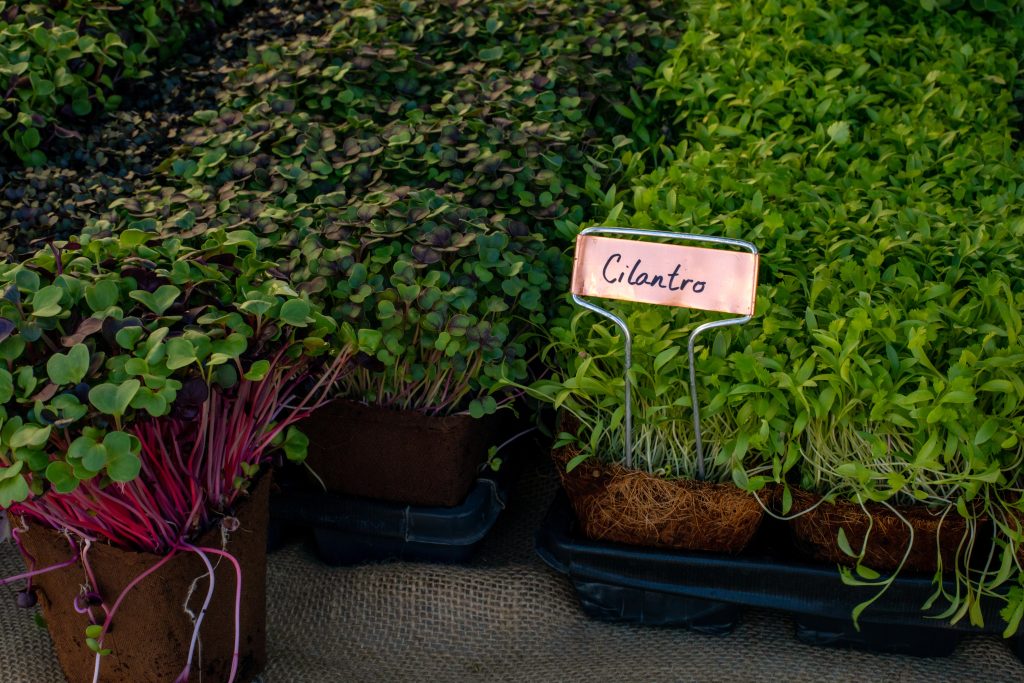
left=536, top=490, right=1024, bottom=660
left=270, top=458, right=515, bottom=565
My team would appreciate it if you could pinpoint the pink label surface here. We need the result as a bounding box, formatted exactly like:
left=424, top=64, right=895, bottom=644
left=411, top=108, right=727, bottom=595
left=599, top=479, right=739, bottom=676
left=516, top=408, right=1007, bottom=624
left=571, top=235, right=759, bottom=316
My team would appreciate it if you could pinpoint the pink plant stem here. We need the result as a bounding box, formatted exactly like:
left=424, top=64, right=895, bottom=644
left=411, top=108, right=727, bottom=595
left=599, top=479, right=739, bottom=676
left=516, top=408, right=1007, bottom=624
left=120, top=484, right=173, bottom=545
left=82, top=488, right=161, bottom=551
left=192, top=545, right=242, bottom=683
left=210, top=394, right=228, bottom=504
left=144, top=459, right=187, bottom=529
left=79, top=487, right=155, bottom=537
left=201, top=395, right=215, bottom=508
left=96, top=549, right=180, bottom=649
left=8, top=526, right=33, bottom=577
left=0, top=550, right=78, bottom=587
left=11, top=504, right=95, bottom=543
left=170, top=426, right=191, bottom=483
left=174, top=543, right=217, bottom=683
left=192, top=397, right=211, bottom=466
left=224, top=383, right=253, bottom=490
left=139, top=425, right=189, bottom=515
left=147, top=453, right=190, bottom=518
left=78, top=542, right=110, bottom=620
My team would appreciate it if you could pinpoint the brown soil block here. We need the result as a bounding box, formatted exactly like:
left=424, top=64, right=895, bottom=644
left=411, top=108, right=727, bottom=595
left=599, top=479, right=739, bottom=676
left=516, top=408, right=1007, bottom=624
left=553, top=445, right=764, bottom=553
left=787, top=487, right=969, bottom=574
left=14, top=475, right=270, bottom=683
left=302, top=399, right=507, bottom=507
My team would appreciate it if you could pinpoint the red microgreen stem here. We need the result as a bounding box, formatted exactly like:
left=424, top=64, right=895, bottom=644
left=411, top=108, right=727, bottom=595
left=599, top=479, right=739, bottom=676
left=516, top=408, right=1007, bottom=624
left=5, top=349, right=353, bottom=681
left=0, top=547, right=78, bottom=587
left=98, top=548, right=179, bottom=636
left=175, top=543, right=217, bottom=683
left=90, top=547, right=181, bottom=683
left=191, top=545, right=242, bottom=683
left=15, top=351, right=352, bottom=553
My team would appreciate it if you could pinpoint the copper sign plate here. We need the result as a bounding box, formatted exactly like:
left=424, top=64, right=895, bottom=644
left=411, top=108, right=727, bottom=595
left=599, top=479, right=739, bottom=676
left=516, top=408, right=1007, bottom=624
left=571, top=234, right=759, bottom=316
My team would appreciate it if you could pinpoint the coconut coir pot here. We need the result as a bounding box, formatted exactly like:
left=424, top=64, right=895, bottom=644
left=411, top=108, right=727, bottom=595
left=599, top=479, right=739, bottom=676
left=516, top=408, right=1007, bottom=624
left=15, top=475, right=270, bottom=683
left=787, top=487, right=971, bottom=573
left=302, top=399, right=507, bottom=507
left=552, top=445, right=763, bottom=553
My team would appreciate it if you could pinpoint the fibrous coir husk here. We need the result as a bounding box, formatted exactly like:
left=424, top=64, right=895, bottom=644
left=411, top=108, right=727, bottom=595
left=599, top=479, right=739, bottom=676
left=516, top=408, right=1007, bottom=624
left=302, top=399, right=508, bottom=507
left=553, top=445, right=763, bottom=553
left=788, top=487, right=969, bottom=574
left=14, top=475, right=270, bottom=683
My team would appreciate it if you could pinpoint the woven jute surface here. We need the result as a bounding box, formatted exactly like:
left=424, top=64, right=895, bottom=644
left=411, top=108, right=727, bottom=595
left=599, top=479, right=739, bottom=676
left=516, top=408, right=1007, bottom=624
left=3, top=460, right=1024, bottom=683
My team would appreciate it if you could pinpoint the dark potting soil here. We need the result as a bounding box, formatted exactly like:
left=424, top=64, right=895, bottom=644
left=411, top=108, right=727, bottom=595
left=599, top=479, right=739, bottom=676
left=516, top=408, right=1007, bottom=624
left=0, top=0, right=333, bottom=258
left=301, top=400, right=512, bottom=508
left=14, top=475, right=270, bottom=683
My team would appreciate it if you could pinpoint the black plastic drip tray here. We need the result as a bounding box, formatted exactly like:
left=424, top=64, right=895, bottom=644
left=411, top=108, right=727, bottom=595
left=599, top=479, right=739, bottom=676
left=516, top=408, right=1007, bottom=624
left=272, top=465, right=512, bottom=565
left=536, top=490, right=1023, bottom=659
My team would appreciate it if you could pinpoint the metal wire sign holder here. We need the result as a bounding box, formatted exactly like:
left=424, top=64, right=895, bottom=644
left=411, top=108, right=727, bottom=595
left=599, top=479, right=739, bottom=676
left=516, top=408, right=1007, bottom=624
left=570, top=227, right=760, bottom=479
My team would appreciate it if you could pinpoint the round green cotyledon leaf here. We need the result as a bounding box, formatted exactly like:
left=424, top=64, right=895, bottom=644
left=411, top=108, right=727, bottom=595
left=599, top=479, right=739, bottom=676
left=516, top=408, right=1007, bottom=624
left=85, top=280, right=119, bottom=312
left=130, top=387, right=169, bottom=418
left=115, top=326, right=145, bottom=350
left=0, top=370, right=13, bottom=404
left=210, top=333, right=247, bottom=360
left=243, top=359, right=270, bottom=381
left=46, top=343, right=90, bottom=386
left=103, top=432, right=141, bottom=482
left=0, top=469, right=29, bottom=508
left=9, top=425, right=52, bottom=450
left=282, top=426, right=308, bottom=462
left=0, top=460, right=24, bottom=482
left=31, top=285, right=64, bottom=317
left=69, top=435, right=107, bottom=472
left=128, top=285, right=180, bottom=315
left=165, top=337, right=196, bottom=370
left=45, top=461, right=78, bottom=494
left=279, top=299, right=311, bottom=327
left=88, top=380, right=141, bottom=417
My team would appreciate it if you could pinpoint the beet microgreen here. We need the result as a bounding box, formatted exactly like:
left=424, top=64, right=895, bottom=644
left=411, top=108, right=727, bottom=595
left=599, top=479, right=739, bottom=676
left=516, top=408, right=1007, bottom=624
left=0, top=227, right=353, bottom=680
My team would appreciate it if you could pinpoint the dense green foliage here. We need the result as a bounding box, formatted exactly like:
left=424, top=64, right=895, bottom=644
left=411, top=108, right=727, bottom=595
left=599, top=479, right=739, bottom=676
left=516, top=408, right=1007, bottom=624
left=527, top=307, right=745, bottom=481
left=535, top=0, right=1023, bottom=630
left=0, top=0, right=243, bottom=165
left=93, top=0, right=678, bottom=415
left=922, top=0, right=1023, bottom=12
left=0, top=227, right=335, bottom=508
left=554, top=0, right=1024, bottom=497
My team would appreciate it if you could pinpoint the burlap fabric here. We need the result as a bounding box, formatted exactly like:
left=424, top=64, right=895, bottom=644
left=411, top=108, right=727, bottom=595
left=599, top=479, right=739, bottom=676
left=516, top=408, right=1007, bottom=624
left=1, top=459, right=1023, bottom=682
